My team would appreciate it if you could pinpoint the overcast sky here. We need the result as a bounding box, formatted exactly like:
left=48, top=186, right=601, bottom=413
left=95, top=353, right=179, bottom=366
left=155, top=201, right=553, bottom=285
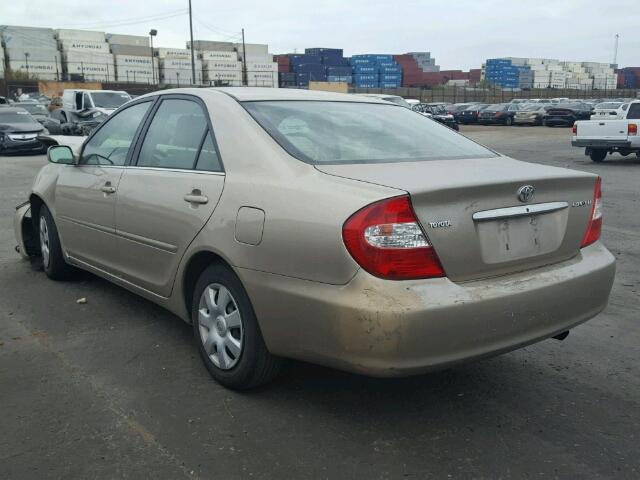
left=2, top=0, right=638, bottom=69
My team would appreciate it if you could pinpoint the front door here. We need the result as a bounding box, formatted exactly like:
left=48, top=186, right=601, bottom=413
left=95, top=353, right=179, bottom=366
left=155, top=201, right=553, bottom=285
left=55, top=101, right=152, bottom=273
left=114, top=97, right=225, bottom=297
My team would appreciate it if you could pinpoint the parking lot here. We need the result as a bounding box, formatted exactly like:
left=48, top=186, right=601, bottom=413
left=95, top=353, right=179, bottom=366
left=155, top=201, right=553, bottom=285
left=0, top=125, right=638, bottom=479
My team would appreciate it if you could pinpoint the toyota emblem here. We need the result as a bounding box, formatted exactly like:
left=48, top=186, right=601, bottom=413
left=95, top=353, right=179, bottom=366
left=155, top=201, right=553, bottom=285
left=517, top=185, right=535, bottom=203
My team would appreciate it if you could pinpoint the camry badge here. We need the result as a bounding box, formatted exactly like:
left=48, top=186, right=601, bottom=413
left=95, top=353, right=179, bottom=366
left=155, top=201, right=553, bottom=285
left=517, top=185, right=535, bottom=203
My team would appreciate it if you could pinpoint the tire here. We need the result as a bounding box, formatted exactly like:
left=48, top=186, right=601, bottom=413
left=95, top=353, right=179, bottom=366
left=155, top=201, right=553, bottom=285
left=192, top=263, right=283, bottom=389
left=505, top=117, right=513, bottom=126
left=589, top=149, right=607, bottom=163
left=38, top=205, right=75, bottom=280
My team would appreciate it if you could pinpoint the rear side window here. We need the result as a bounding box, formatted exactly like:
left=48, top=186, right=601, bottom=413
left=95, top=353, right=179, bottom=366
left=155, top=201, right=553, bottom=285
left=137, top=99, right=208, bottom=170
left=627, top=103, right=640, bottom=120
left=244, top=101, right=496, bottom=164
left=81, top=101, right=151, bottom=166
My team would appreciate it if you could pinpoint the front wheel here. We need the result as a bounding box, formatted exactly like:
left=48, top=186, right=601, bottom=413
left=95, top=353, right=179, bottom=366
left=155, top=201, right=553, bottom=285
left=589, top=149, right=607, bottom=163
left=38, top=205, right=75, bottom=280
left=192, top=264, right=283, bottom=389
left=504, top=117, right=513, bottom=126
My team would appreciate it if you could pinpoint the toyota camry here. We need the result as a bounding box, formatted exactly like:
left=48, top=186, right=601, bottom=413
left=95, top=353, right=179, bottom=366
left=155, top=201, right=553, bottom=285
left=14, top=88, right=615, bottom=389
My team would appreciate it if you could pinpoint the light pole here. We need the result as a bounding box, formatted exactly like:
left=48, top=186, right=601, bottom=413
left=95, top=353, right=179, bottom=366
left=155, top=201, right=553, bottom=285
left=149, top=29, right=157, bottom=85
left=188, top=0, right=195, bottom=84
left=24, top=52, right=30, bottom=77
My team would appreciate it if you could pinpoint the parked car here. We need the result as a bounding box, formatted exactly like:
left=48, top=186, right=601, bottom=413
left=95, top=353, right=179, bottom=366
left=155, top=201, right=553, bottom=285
left=14, top=88, right=615, bottom=389
left=457, top=104, right=489, bottom=124
left=0, top=96, right=8, bottom=105
left=590, top=102, right=628, bottom=120
left=61, top=89, right=132, bottom=120
left=0, top=107, right=47, bottom=155
left=572, top=100, right=640, bottom=162
left=12, top=102, right=62, bottom=134
left=477, top=103, right=520, bottom=125
left=357, top=93, right=412, bottom=109
left=544, top=102, right=593, bottom=127
left=413, top=103, right=459, bottom=130
left=514, top=104, right=549, bottom=126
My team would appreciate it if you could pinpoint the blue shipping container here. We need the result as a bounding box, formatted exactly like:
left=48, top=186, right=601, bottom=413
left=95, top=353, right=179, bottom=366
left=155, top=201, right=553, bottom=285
left=290, top=54, right=322, bottom=67
left=295, top=64, right=326, bottom=75
left=327, top=75, right=353, bottom=83
left=354, top=82, right=379, bottom=88
left=380, top=66, right=401, bottom=74
left=354, top=65, right=378, bottom=74
left=305, top=48, right=343, bottom=57
left=322, top=57, right=350, bottom=67
left=350, top=57, right=378, bottom=66
left=326, top=66, right=352, bottom=76
left=380, top=74, right=401, bottom=81
left=380, top=81, right=401, bottom=88
left=354, top=74, right=377, bottom=82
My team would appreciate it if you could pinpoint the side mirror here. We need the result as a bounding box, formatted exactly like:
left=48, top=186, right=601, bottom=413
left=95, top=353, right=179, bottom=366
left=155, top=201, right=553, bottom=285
left=47, top=145, right=76, bottom=165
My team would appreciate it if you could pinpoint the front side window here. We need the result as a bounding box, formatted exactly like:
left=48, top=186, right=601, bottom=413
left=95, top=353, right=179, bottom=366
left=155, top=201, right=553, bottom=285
left=137, top=99, right=209, bottom=170
left=244, top=101, right=496, bottom=164
left=81, top=101, right=151, bottom=166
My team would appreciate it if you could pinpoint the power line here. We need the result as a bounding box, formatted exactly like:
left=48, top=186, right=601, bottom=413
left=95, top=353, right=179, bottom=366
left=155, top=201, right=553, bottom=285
left=193, top=18, right=241, bottom=41
left=54, top=9, right=188, bottom=30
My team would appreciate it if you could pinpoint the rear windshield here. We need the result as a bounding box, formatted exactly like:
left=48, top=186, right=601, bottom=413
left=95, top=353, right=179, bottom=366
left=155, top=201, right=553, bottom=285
left=243, top=101, right=496, bottom=164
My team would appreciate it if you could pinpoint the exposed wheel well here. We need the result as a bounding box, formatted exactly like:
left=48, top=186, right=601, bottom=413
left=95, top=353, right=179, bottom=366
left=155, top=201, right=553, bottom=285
left=29, top=194, right=45, bottom=228
left=182, top=251, right=233, bottom=320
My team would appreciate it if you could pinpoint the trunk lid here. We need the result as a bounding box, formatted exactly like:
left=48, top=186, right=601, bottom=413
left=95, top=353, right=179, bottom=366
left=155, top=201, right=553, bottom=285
left=575, top=119, right=630, bottom=140
left=317, top=157, right=597, bottom=282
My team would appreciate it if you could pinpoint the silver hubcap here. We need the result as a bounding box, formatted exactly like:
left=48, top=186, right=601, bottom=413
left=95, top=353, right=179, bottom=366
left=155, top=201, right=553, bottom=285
left=198, top=284, right=243, bottom=370
left=39, top=215, right=50, bottom=268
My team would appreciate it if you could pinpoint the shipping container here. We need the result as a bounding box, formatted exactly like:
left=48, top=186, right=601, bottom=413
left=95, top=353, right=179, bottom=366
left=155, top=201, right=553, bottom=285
left=247, top=62, right=278, bottom=72
left=56, top=29, right=106, bottom=43
left=202, top=60, right=242, bottom=71
left=247, top=71, right=277, bottom=87
left=59, top=39, right=109, bottom=53
left=354, top=65, right=378, bottom=74
left=188, top=40, right=235, bottom=52
left=7, top=58, right=62, bottom=81
left=199, top=50, right=238, bottom=61
left=327, top=75, right=352, bottom=84
left=115, top=56, right=157, bottom=84
left=0, top=26, right=57, bottom=49
left=159, top=58, right=203, bottom=85
left=305, top=48, right=343, bottom=57
left=326, top=66, right=352, bottom=76
left=205, top=70, right=243, bottom=85
left=110, top=44, right=152, bottom=57
left=5, top=47, right=60, bottom=62
left=156, top=48, right=192, bottom=59
left=106, top=33, right=149, bottom=47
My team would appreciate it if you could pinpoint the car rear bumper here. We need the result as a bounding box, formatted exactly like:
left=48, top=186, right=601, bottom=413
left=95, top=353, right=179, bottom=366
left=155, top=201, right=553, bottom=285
left=239, top=242, right=615, bottom=377
left=572, top=139, right=632, bottom=148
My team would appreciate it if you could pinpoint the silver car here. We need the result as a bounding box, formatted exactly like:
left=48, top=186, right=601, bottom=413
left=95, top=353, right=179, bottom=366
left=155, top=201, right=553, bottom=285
left=14, top=88, right=616, bottom=389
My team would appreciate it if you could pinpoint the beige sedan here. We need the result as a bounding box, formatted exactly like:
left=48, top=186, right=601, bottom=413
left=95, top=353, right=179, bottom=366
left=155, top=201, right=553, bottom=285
left=14, top=88, right=615, bottom=389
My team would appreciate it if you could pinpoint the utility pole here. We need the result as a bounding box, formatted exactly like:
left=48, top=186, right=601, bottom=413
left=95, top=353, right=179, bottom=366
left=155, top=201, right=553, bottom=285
left=24, top=52, right=30, bottom=77
left=613, top=33, right=619, bottom=66
left=188, top=0, right=196, bottom=84
left=241, top=28, right=247, bottom=86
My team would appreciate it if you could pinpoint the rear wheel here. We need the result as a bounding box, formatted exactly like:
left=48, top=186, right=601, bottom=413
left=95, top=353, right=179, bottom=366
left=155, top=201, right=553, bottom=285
left=38, top=205, right=75, bottom=280
left=192, top=263, right=283, bottom=389
left=589, top=149, right=607, bottom=163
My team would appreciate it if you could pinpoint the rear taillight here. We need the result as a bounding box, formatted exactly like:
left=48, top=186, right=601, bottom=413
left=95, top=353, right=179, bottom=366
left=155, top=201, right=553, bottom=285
left=629, top=123, right=638, bottom=136
left=572, top=124, right=577, bottom=135
left=342, top=196, right=445, bottom=280
left=581, top=177, right=602, bottom=248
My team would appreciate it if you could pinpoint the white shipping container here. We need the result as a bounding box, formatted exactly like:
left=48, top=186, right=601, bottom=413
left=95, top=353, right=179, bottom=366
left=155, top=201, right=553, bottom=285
left=5, top=47, right=60, bottom=62
left=204, top=70, right=243, bottom=85
left=160, top=68, right=202, bottom=85
left=199, top=50, right=238, bottom=61
left=243, top=54, right=274, bottom=64
left=56, top=29, right=106, bottom=43
left=7, top=58, right=62, bottom=80
left=160, top=58, right=202, bottom=70
left=115, top=55, right=157, bottom=68
left=247, top=71, right=277, bottom=87
left=533, top=82, right=550, bottom=88
left=66, top=61, right=114, bottom=81
left=156, top=48, right=192, bottom=59
left=247, top=62, right=278, bottom=72
left=236, top=43, right=268, bottom=56
left=202, top=60, right=242, bottom=71
left=106, top=33, right=149, bottom=47
left=59, top=39, right=109, bottom=53
left=0, top=26, right=57, bottom=49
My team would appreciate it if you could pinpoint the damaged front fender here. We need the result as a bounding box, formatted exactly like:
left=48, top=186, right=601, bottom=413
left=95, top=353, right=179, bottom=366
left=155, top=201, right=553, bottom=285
left=14, top=201, right=37, bottom=259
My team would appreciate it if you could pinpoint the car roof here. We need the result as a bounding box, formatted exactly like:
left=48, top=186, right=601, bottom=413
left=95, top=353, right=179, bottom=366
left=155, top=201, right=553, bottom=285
left=152, top=87, right=391, bottom=104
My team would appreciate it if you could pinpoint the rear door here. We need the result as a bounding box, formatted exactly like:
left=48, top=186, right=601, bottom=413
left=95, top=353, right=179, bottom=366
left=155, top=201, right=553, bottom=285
left=113, top=95, right=225, bottom=297
left=55, top=100, right=152, bottom=272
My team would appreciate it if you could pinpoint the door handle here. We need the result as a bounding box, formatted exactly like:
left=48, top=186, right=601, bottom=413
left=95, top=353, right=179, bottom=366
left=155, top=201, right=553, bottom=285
left=184, top=189, right=208, bottom=205
left=100, top=183, right=116, bottom=194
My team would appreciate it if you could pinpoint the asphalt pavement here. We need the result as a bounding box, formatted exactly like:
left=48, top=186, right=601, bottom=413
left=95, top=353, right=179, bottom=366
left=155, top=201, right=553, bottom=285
left=0, top=125, right=638, bottom=479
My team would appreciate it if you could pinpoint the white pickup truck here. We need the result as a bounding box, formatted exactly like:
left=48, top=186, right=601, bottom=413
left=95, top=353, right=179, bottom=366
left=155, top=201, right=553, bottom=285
left=572, top=101, right=640, bottom=162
